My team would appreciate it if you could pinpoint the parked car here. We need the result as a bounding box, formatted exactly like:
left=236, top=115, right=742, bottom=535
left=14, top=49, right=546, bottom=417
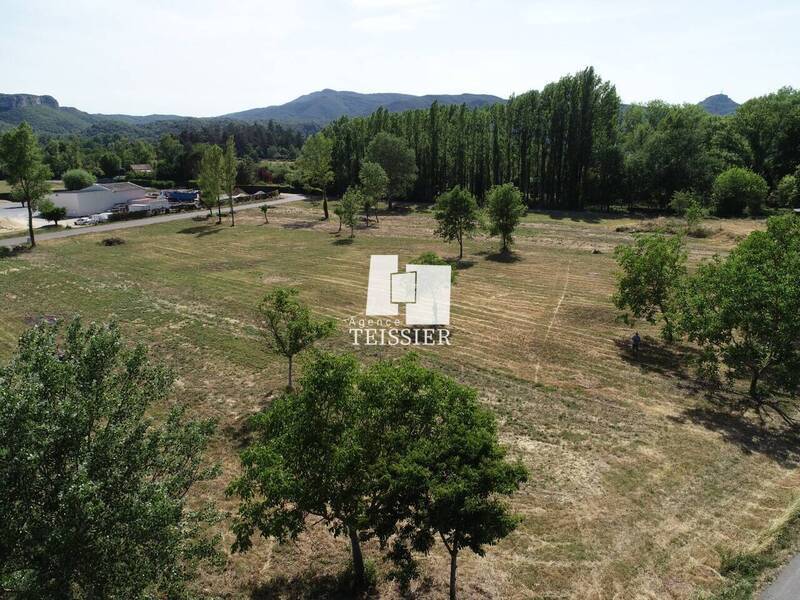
left=74, top=217, right=95, bottom=226
left=91, top=212, right=112, bottom=223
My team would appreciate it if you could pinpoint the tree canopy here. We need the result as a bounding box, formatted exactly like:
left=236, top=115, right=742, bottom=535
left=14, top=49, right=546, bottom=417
left=0, top=319, right=220, bottom=598
left=485, top=183, right=526, bottom=254
left=433, top=185, right=480, bottom=260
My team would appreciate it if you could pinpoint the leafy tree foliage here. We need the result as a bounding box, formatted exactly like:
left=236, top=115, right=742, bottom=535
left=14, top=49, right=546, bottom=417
left=198, top=144, right=224, bottom=222
left=222, top=136, right=238, bottom=226
left=61, top=167, right=95, bottom=190
left=259, top=203, right=269, bottom=223
left=712, top=167, right=769, bottom=217
left=365, top=132, right=417, bottom=209
left=679, top=215, right=800, bottom=422
left=613, top=233, right=687, bottom=341
left=336, top=186, right=362, bottom=237
left=413, top=251, right=458, bottom=283
left=0, top=122, right=52, bottom=247
left=256, top=287, right=336, bottom=388
left=485, top=183, right=526, bottom=254
left=774, top=174, right=799, bottom=208
left=433, top=185, right=480, bottom=260
left=98, top=151, right=122, bottom=177
left=229, top=352, right=526, bottom=598
left=37, top=199, right=67, bottom=226
left=295, top=133, right=334, bottom=219
left=359, top=161, right=388, bottom=224
left=0, top=319, right=220, bottom=598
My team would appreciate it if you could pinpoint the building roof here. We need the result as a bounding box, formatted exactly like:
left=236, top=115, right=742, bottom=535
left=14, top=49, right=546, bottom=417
left=130, top=164, right=154, bottom=172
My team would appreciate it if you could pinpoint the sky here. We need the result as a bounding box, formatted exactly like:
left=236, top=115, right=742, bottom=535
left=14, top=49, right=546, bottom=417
left=1, top=0, right=798, bottom=117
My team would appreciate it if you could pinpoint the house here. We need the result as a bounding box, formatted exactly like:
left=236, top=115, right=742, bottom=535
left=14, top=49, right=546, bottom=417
left=130, top=164, right=154, bottom=175
left=50, top=182, right=152, bottom=217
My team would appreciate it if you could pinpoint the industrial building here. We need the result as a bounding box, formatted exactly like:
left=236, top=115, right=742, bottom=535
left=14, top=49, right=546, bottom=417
left=50, top=182, right=151, bottom=217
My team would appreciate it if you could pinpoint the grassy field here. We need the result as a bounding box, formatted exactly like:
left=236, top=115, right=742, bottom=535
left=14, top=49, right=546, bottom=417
left=0, top=201, right=797, bottom=599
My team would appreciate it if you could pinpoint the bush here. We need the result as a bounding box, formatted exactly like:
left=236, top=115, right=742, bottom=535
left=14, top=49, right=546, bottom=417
left=669, top=190, right=701, bottom=215
left=712, top=167, right=768, bottom=217
left=62, top=168, right=96, bottom=191
left=37, top=199, right=67, bottom=226
left=774, top=174, right=799, bottom=208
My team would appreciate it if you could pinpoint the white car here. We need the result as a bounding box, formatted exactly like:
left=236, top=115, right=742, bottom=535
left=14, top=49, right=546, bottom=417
left=74, top=217, right=95, bottom=226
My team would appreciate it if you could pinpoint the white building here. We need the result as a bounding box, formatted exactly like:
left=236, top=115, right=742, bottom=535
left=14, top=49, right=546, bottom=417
left=50, top=182, right=150, bottom=217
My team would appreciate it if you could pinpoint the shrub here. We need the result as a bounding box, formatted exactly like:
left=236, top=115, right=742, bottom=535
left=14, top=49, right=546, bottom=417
left=712, top=167, right=768, bottom=217
left=774, top=174, right=799, bottom=208
left=62, top=168, right=96, bottom=191
left=37, top=199, right=67, bottom=226
left=669, top=190, right=700, bottom=215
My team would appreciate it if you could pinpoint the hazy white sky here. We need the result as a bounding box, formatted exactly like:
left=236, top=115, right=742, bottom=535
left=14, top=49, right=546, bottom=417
left=1, top=0, right=798, bottom=116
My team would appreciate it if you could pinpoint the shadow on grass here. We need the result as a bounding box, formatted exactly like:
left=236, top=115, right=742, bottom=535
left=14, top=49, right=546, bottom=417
left=281, top=220, right=321, bottom=230
left=332, top=237, right=355, bottom=245
left=614, top=336, right=697, bottom=381
left=251, top=571, right=379, bottom=600
left=669, top=405, right=800, bottom=468
left=480, top=250, right=521, bottom=263
left=177, top=224, right=223, bottom=237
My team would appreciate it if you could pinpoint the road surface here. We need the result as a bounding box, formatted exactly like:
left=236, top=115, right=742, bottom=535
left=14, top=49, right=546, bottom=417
left=761, top=555, right=800, bottom=600
left=0, top=194, right=308, bottom=248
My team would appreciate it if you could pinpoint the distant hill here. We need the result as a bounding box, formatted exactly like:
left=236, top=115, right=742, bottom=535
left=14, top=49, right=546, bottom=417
left=1, top=90, right=744, bottom=136
left=222, top=89, right=506, bottom=124
left=698, top=94, right=740, bottom=116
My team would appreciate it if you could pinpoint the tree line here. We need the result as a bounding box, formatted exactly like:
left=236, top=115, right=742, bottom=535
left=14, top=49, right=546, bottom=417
left=320, top=69, right=800, bottom=212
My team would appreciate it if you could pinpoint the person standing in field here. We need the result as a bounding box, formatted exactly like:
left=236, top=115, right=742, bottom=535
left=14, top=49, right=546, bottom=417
left=631, top=331, right=641, bottom=357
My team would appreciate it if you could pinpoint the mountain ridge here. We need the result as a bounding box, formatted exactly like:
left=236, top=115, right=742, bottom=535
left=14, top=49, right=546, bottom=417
left=0, top=90, right=742, bottom=136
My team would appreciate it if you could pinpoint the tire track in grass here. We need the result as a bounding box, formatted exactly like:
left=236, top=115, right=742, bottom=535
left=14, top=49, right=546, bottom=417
left=535, top=261, right=571, bottom=384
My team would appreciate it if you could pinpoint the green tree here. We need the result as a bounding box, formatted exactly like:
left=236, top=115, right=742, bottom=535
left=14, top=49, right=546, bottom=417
left=669, top=189, right=700, bottom=216
left=685, top=199, right=705, bottom=235
left=296, top=133, right=334, bottom=220
left=613, top=233, right=687, bottom=341
left=61, top=168, right=95, bottom=191
left=37, top=199, right=67, bottom=226
left=198, top=145, right=224, bottom=222
left=485, top=183, right=525, bottom=254
left=259, top=204, right=269, bottom=223
left=229, top=351, right=376, bottom=589
left=98, top=151, right=122, bottom=177
left=222, top=136, right=238, bottom=227
left=365, top=132, right=417, bottom=210
left=413, top=251, right=457, bottom=283
left=712, top=167, right=769, bottom=217
left=433, top=185, right=480, bottom=260
left=256, top=287, right=336, bottom=388
left=362, top=355, right=527, bottom=600
left=336, top=186, right=362, bottom=237
left=0, top=319, right=220, bottom=598
left=0, top=122, right=52, bottom=247
left=679, top=215, right=800, bottom=422
left=359, top=161, right=388, bottom=224
left=774, top=174, right=799, bottom=207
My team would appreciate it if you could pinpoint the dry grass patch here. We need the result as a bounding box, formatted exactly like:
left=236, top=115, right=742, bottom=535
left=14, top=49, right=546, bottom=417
left=0, top=200, right=797, bottom=599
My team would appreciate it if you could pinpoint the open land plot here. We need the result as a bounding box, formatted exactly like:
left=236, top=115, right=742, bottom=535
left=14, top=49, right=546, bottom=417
left=0, top=200, right=794, bottom=599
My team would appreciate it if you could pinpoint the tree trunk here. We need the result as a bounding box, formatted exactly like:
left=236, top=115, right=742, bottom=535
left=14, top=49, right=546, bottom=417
left=217, top=202, right=222, bottom=224
left=337, top=215, right=342, bottom=233
left=749, top=369, right=760, bottom=399
left=458, top=233, right=463, bottom=260
left=229, top=198, right=235, bottom=227
left=287, top=355, right=293, bottom=389
left=27, top=201, right=35, bottom=247
left=449, top=549, right=458, bottom=600
left=349, top=527, right=366, bottom=590
left=322, top=189, right=329, bottom=220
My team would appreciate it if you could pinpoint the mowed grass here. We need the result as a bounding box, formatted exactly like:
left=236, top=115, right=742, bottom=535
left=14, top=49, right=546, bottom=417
left=0, top=201, right=796, bottom=599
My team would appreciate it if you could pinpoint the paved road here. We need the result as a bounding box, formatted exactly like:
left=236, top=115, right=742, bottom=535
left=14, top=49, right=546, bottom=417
left=761, top=555, right=800, bottom=599
left=0, top=194, right=308, bottom=248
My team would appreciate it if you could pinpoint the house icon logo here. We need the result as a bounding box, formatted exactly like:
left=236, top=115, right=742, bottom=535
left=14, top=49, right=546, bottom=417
left=365, top=255, right=451, bottom=325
